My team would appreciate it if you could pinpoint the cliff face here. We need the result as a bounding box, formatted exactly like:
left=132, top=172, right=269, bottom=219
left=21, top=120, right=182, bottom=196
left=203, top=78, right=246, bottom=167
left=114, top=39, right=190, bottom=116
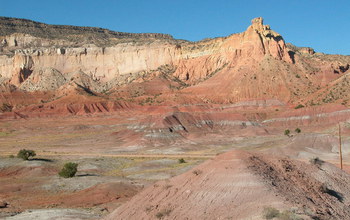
left=1, top=43, right=180, bottom=85
left=0, top=16, right=350, bottom=113
left=0, top=17, right=293, bottom=87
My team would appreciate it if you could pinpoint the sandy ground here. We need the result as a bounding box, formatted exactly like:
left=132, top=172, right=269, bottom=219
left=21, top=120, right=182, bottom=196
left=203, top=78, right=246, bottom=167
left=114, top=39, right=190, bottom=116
left=0, top=154, right=203, bottom=219
left=3, top=209, right=100, bottom=220
left=0, top=115, right=349, bottom=219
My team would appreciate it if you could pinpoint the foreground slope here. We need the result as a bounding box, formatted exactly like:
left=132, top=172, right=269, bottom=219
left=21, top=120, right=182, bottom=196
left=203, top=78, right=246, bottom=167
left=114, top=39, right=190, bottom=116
left=106, top=150, right=350, bottom=220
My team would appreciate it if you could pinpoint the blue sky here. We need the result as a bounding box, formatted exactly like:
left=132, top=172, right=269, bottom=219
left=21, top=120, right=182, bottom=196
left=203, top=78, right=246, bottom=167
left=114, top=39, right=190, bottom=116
left=1, top=0, right=349, bottom=55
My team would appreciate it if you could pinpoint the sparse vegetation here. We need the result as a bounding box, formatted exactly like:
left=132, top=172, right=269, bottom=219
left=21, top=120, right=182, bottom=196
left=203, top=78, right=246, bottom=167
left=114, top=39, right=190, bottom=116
left=309, top=157, right=324, bottom=166
left=17, top=149, right=36, bottom=160
left=59, top=162, right=78, bottom=178
left=155, top=208, right=172, bottom=219
left=294, top=104, right=305, bottom=109
left=295, top=128, right=301, bottom=133
left=178, top=158, right=186, bottom=164
left=278, top=210, right=303, bottom=220
left=192, top=169, right=202, bottom=175
left=263, top=207, right=302, bottom=220
left=145, top=205, right=153, bottom=212
left=284, top=129, right=290, bottom=136
left=263, top=207, right=280, bottom=219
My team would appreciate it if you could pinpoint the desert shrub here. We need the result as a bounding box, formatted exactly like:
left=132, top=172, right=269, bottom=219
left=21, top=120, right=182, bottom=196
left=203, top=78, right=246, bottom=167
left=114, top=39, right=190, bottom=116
left=309, top=157, right=324, bottom=166
left=192, top=169, right=202, bottom=175
left=284, top=129, right=290, bottom=136
left=9, top=155, right=14, bottom=158
left=178, top=158, right=186, bottom=163
left=59, top=162, right=78, bottom=178
left=278, top=210, right=302, bottom=220
left=17, top=149, right=36, bottom=160
left=294, top=104, right=305, bottom=109
left=155, top=209, right=172, bottom=219
left=263, top=207, right=280, bottom=219
left=295, top=128, right=301, bottom=133
left=145, top=205, right=153, bottom=212
left=263, top=207, right=302, bottom=220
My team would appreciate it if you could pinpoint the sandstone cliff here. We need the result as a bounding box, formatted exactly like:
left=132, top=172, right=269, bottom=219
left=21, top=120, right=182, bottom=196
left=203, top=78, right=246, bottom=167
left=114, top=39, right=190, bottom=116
left=1, top=16, right=350, bottom=115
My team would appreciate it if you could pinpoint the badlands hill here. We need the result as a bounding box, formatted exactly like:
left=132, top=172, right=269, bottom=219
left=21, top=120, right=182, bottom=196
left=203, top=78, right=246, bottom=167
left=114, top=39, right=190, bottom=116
left=107, top=150, right=350, bottom=220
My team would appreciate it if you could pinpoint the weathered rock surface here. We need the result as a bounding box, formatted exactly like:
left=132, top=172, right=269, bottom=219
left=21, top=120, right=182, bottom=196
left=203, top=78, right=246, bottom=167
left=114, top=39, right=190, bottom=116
left=0, top=16, right=350, bottom=121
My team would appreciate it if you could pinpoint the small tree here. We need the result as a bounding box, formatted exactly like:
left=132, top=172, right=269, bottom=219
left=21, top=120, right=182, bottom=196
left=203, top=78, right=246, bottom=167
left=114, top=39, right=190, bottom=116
left=17, top=149, right=36, bottom=160
left=59, top=162, right=78, bottom=178
left=295, top=128, right=301, bottom=133
left=284, top=129, right=290, bottom=136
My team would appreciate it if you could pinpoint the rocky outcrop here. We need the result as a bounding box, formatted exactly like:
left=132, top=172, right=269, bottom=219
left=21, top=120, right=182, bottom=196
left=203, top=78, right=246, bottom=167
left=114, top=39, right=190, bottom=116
left=19, top=67, right=67, bottom=91
left=234, top=17, right=292, bottom=62
left=1, top=43, right=181, bottom=84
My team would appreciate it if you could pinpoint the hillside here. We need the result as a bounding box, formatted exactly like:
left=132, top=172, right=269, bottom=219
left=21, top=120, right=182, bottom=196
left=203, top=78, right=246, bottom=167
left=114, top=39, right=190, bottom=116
left=106, top=150, right=350, bottom=220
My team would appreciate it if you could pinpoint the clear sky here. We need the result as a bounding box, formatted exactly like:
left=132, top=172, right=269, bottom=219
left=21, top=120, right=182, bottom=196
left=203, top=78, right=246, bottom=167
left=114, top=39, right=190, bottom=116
left=1, top=0, right=349, bottom=55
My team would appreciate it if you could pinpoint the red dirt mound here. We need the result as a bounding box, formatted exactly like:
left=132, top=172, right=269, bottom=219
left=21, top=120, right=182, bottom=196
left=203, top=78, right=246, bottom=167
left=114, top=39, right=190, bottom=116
left=106, top=150, right=350, bottom=220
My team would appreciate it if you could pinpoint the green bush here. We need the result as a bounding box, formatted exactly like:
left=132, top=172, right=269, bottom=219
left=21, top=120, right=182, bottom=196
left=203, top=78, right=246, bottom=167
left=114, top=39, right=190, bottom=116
left=284, top=129, right=290, bottom=136
left=295, top=128, right=301, bottom=133
left=17, top=149, right=36, bottom=160
left=59, top=162, right=78, bottom=178
left=178, top=158, right=186, bottom=163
